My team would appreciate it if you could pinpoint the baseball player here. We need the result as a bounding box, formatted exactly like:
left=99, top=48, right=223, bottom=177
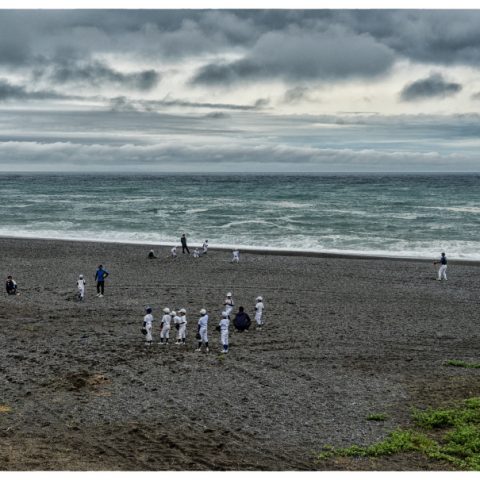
left=160, top=307, right=172, bottom=344
left=218, top=311, right=230, bottom=354
left=231, top=249, right=240, bottom=263
left=142, top=307, right=154, bottom=345
left=170, top=246, right=177, bottom=259
left=223, top=292, right=234, bottom=317
left=255, top=296, right=265, bottom=329
left=196, top=308, right=209, bottom=353
left=193, top=248, right=200, bottom=258
left=175, top=308, right=188, bottom=345
left=77, top=274, right=86, bottom=301
left=202, top=240, right=209, bottom=255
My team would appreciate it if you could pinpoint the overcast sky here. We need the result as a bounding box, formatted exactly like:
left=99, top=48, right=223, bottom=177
left=1, top=9, right=480, bottom=172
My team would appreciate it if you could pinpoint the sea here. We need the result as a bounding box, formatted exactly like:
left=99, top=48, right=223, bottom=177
left=0, top=173, right=479, bottom=260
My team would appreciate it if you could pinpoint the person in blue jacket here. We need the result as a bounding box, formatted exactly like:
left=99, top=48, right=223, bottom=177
left=95, top=264, right=109, bottom=297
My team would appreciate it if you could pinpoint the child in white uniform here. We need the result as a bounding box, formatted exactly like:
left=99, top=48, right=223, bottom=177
left=231, top=249, right=240, bottom=263
left=203, top=240, right=209, bottom=255
left=193, top=248, right=200, bottom=258
left=255, top=296, right=265, bottom=329
left=223, top=292, right=234, bottom=317
left=175, top=308, right=187, bottom=345
left=171, top=246, right=177, bottom=258
left=77, top=274, right=86, bottom=301
left=196, top=308, right=209, bottom=353
left=160, top=307, right=172, bottom=344
left=218, top=311, right=230, bottom=353
left=142, top=307, right=153, bottom=345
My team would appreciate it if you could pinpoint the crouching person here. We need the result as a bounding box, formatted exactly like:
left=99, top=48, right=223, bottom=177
left=5, top=276, right=18, bottom=295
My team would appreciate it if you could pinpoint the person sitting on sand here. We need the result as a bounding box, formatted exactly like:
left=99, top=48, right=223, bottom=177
left=433, top=252, right=448, bottom=281
left=147, top=250, right=158, bottom=259
left=223, top=292, right=234, bottom=317
left=193, top=248, right=200, bottom=258
left=5, top=275, right=17, bottom=295
left=196, top=308, right=209, bottom=353
left=170, top=246, right=177, bottom=259
left=255, top=296, right=265, bottom=329
left=95, top=265, right=109, bottom=297
left=233, top=306, right=251, bottom=332
left=202, top=240, right=209, bottom=255
left=77, top=274, right=86, bottom=301
left=160, top=307, right=172, bottom=345
left=231, top=249, right=240, bottom=263
left=142, top=307, right=154, bottom=346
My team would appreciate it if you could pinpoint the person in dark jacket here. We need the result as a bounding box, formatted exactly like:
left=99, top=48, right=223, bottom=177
left=181, top=234, right=190, bottom=254
left=5, top=275, right=17, bottom=295
left=95, top=264, right=109, bottom=297
left=233, top=306, right=251, bottom=332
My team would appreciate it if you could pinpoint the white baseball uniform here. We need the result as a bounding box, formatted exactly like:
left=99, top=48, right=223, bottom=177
left=255, top=301, right=265, bottom=325
left=144, top=313, right=153, bottom=342
left=198, top=314, right=209, bottom=343
left=160, top=314, right=172, bottom=339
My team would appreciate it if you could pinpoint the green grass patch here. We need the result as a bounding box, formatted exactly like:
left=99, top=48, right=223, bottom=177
left=318, top=397, right=480, bottom=470
left=445, top=360, right=480, bottom=369
left=366, top=413, right=389, bottom=421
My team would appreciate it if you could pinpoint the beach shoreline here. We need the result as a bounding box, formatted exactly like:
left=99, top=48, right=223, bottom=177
left=1, top=236, right=480, bottom=470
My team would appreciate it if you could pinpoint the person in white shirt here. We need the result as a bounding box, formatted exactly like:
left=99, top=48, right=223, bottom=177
left=160, top=307, right=172, bottom=344
left=77, top=274, right=86, bottom=301
left=255, top=296, right=265, bottom=329
left=142, top=307, right=153, bottom=345
left=217, top=311, right=230, bottom=354
left=170, top=246, right=177, bottom=259
left=195, top=308, right=209, bottom=353
left=223, top=292, right=234, bottom=317
left=202, top=240, right=209, bottom=255
left=175, top=308, right=187, bottom=345
left=231, top=249, right=240, bottom=263
left=193, top=248, right=200, bottom=258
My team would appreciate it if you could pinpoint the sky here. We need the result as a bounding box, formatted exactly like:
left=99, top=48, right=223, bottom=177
left=1, top=8, right=480, bottom=172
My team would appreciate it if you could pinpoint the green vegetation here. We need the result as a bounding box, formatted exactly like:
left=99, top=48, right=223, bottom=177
left=318, top=397, right=480, bottom=470
left=445, top=360, right=480, bottom=369
left=366, top=413, right=389, bottom=421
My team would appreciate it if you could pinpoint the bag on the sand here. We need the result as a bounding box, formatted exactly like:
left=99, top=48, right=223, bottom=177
left=141, top=328, right=148, bottom=335
left=195, top=333, right=201, bottom=340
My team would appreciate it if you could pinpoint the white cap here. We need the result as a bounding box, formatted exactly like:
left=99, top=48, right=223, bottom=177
left=79, top=274, right=83, bottom=279
left=226, top=292, right=232, bottom=297
left=163, top=307, right=170, bottom=313
left=256, top=296, right=263, bottom=301
left=222, top=311, right=228, bottom=318
left=171, top=311, right=177, bottom=317
left=199, top=308, right=206, bottom=315
left=179, top=308, right=186, bottom=314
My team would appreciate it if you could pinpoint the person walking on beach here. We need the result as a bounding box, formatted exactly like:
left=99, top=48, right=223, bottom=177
left=160, top=307, right=172, bottom=345
left=181, top=234, right=190, bottom=254
left=231, top=249, right=240, bottom=263
left=202, top=240, right=209, bottom=255
left=255, top=296, right=265, bottom=329
left=233, top=306, right=251, bottom=332
left=77, top=274, right=86, bottom=301
left=216, top=311, right=230, bottom=354
left=175, top=308, right=188, bottom=345
left=196, top=308, right=209, bottom=353
left=434, top=252, right=448, bottom=281
left=142, top=307, right=154, bottom=346
left=95, top=264, right=109, bottom=297
left=5, top=275, right=18, bottom=295
left=223, top=292, right=234, bottom=317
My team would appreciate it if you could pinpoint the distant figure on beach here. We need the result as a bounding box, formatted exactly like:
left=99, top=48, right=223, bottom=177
left=160, top=307, right=172, bottom=345
left=233, top=306, right=251, bottom=332
left=5, top=275, right=18, bottom=295
left=77, top=274, right=86, bottom=301
left=142, top=307, right=153, bottom=346
left=434, top=252, right=448, bottom=281
left=170, top=246, right=177, bottom=259
left=223, top=292, right=234, bottom=317
left=255, top=296, right=265, bottom=329
left=95, top=265, right=109, bottom=297
left=147, top=249, right=157, bottom=259
left=193, top=248, right=200, bottom=258
left=175, top=308, right=187, bottom=345
left=231, top=249, right=240, bottom=263
left=217, top=311, right=230, bottom=354
left=181, top=234, right=190, bottom=254
left=202, top=240, right=209, bottom=255
left=196, top=308, right=209, bottom=353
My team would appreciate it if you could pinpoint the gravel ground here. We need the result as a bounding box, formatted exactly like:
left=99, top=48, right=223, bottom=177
left=1, top=237, right=479, bottom=470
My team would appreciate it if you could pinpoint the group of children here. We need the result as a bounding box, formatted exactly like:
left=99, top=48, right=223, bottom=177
left=141, top=292, right=265, bottom=354
left=148, top=241, right=241, bottom=263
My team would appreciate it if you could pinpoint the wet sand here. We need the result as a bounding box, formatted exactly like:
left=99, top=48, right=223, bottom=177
left=1, top=237, right=479, bottom=470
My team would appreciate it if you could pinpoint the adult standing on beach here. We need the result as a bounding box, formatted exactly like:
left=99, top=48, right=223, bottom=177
left=181, top=234, right=190, bottom=254
left=95, top=264, right=109, bottom=297
left=434, top=252, right=448, bottom=281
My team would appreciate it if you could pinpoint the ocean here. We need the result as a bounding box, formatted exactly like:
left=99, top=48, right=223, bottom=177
left=1, top=173, right=479, bottom=260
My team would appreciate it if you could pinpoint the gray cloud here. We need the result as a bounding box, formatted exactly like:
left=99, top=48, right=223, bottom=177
left=400, top=73, right=462, bottom=102
left=0, top=78, right=70, bottom=101
left=283, top=86, right=311, bottom=104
